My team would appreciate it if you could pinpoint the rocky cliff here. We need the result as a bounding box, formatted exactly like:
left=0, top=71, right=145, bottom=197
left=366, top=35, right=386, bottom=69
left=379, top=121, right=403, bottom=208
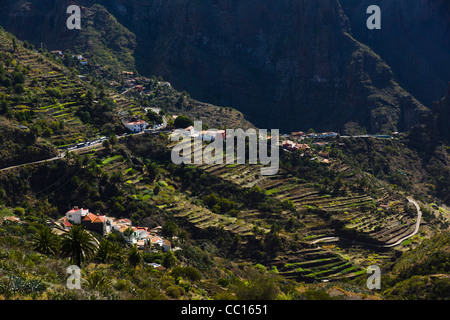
left=0, top=0, right=137, bottom=71
left=1, top=0, right=441, bottom=133
left=340, top=0, right=450, bottom=108
left=101, top=0, right=431, bottom=133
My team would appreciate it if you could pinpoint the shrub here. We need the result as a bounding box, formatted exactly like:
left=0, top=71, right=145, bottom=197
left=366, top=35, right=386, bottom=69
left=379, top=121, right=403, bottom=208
left=174, top=114, right=193, bottom=128
left=166, top=285, right=182, bottom=298
left=171, top=266, right=202, bottom=282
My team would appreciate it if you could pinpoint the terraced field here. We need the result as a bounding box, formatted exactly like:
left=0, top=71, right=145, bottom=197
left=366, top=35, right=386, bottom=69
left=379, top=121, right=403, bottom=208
left=270, top=247, right=365, bottom=283
left=172, top=203, right=262, bottom=238
left=110, top=92, right=141, bottom=117
left=176, top=144, right=417, bottom=281
left=96, top=149, right=268, bottom=239
left=195, top=155, right=416, bottom=243
left=0, top=38, right=98, bottom=146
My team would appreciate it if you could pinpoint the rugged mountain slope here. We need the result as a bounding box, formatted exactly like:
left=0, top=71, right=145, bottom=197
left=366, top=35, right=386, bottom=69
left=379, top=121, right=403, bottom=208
left=0, top=0, right=432, bottom=134
left=340, top=0, right=450, bottom=108
left=384, top=231, right=450, bottom=299
left=431, top=84, right=450, bottom=143
left=0, top=1, right=137, bottom=72
left=100, top=0, right=429, bottom=134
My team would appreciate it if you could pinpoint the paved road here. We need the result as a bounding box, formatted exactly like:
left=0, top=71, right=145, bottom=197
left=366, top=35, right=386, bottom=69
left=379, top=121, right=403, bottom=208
left=0, top=155, right=64, bottom=172
left=381, top=197, right=422, bottom=248
left=311, top=237, right=340, bottom=244
left=0, top=117, right=169, bottom=172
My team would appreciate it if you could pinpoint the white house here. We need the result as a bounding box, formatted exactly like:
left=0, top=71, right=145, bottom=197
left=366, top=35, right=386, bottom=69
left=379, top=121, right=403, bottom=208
left=162, top=239, right=172, bottom=252
left=125, top=120, right=147, bottom=133
left=201, top=129, right=226, bottom=142
left=136, top=227, right=149, bottom=240
left=66, top=207, right=89, bottom=224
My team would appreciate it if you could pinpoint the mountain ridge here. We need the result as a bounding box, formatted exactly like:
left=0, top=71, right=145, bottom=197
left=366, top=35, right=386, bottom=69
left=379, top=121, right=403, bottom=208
left=0, top=0, right=440, bottom=134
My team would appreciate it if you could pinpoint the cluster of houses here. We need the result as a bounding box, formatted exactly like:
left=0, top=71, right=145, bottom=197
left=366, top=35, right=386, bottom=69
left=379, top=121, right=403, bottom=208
left=281, top=131, right=338, bottom=165
left=50, top=50, right=89, bottom=66
left=119, top=71, right=171, bottom=93
left=282, top=139, right=310, bottom=152
left=57, top=206, right=172, bottom=251
left=119, top=72, right=152, bottom=94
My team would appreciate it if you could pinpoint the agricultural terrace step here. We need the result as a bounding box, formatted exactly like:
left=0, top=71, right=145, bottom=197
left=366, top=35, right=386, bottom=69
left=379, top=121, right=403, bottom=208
left=369, top=221, right=411, bottom=238
left=286, top=192, right=321, bottom=201
left=377, top=225, right=415, bottom=244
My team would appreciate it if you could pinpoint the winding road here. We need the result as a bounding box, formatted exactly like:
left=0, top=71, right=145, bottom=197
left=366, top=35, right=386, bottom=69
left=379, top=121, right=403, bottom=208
left=0, top=117, right=169, bottom=173
left=381, top=197, right=422, bottom=248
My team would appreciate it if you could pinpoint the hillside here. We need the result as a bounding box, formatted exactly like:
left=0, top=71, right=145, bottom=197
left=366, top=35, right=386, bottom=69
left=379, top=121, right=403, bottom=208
left=0, top=1, right=137, bottom=73
left=0, top=0, right=434, bottom=134
left=0, top=27, right=253, bottom=169
left=383, top=231, right=450, bottom=299
left=0, top=0, right=448, bottom=303
left=0, top=123, right=447, bottom=299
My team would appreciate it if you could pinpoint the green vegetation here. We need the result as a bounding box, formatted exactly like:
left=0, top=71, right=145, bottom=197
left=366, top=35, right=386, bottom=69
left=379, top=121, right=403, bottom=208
left=0, top=21, right=447, bottom=301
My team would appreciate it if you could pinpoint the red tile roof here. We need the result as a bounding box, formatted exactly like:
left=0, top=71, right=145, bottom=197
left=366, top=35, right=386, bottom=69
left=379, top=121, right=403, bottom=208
left=82, top=212, right=105, bottom=224
left=126, top=120, right=146, bottom=126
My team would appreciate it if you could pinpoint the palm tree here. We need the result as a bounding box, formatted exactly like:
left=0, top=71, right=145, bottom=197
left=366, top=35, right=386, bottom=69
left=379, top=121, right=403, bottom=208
left=96, top=239, right=112, bottom=263
left=85, top=271, right=111, bottom=292
left=109, top=241, right=125, bottom=263
left=127, top=245, right=142, bottom=268
left=123, top=227, right=134, bottom=243
left=61, top=225, right=98, bottom=267
left=96, top=239, right=125, bottom=264
left=30, top=227, right=60, bottom=256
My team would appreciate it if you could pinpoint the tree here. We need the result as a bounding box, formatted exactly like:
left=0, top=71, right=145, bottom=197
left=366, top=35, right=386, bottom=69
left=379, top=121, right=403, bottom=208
left=123, top=227, right=134, bottom=243
left=145, top=162, right=159, bottom=182
left=127, top=245, right=142, bottom=268
left=162, top=219, right=178, bottom=239
left=163, top=251, right=176, bottom=269
left=30, top=227, right=60, bottom=256
left=108, top=134, right=118, bottom=146
left=95, top=239, right=122, bottom=263
left=171, top=266, right=201, bottom=282
left=61, top=225, right=98, bottom=267
left=85, top=90, right=94, bottom=105
left=102, top=139, right=111, bottom=150
left=14, top=83, right=24, bottom=94
left=333, top=175, right=344, bottom=192
left=231, top=268, right=281, bottom=300
left=174, top=114, right=194, bottom=128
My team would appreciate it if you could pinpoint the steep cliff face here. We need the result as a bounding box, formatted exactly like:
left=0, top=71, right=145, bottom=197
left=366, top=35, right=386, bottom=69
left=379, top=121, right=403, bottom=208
left=0, top=0, right=435, bottom=133
left=100, top=0, right=429, bottom=133
left=0, top=0, right=137, bottom=71
left=432, top=84, right=450, bottom=142
left=340, top=0, right=450, bottom=108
